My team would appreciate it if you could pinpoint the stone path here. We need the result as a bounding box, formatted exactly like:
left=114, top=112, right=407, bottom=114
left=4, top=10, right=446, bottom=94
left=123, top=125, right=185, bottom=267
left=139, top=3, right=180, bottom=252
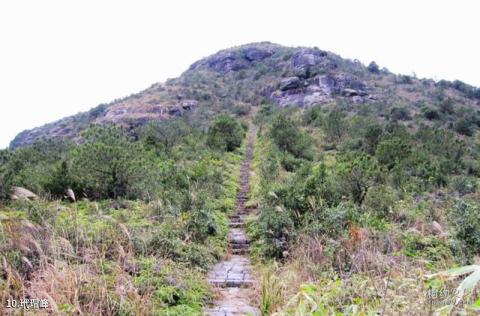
left=204, top=127, right=259, bottom=316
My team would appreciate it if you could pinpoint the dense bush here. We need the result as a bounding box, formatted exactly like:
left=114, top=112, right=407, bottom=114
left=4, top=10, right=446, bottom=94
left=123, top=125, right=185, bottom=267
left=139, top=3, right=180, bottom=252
left=451, top=200, right=480, bottom=260
left=375, top=136, right=412, bottom=169
left=363, top=185, right=396, bottom=217
left=0, top=139, right=72, bottom=197
left=270, top=114, right=313, bottom=159
left=324, top=109, right=347, bottom=143
left=454, top=117, right=475, bottom=136
left=206, top=115, right=245, bottom=151
left=71, top=125, right=160, bottom=199
left=390, top=107, right=411, bottom=121
left=303, top=106, right=323, bottom=126
left=0, top=149, right=12, bottom=198
left=362, top=123, right=383, bottom=154
left=367, top=61, right=380, bottom=74
left=422, top=106, right=440, bottom=120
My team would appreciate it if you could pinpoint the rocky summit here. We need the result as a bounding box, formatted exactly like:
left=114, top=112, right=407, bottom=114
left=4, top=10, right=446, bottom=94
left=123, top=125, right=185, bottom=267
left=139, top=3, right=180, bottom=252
left=10, top=42, right=480, bottom=148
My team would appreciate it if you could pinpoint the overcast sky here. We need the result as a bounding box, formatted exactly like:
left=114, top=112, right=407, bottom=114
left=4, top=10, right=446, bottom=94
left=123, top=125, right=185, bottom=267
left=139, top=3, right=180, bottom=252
left=0, top=0, right=479, bottom=148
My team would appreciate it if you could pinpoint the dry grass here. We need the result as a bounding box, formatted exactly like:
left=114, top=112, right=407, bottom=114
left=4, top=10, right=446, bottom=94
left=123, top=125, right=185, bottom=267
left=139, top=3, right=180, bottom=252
left=0, top=210, right=154, bottom=315
left=254, top=230, right=448, bottom=315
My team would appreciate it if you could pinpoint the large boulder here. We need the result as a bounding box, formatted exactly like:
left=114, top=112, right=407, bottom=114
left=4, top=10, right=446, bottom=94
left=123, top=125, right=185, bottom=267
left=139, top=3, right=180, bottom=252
left=243, top=47, right=273, bottom=62
left=65, top=188, right=76, bottom=202
left=304, top=92, right=328, bottom=106
left=9, top=187, right=38, bottom=201
left=334, top=73, right=366, bottom=91
left=291, top=48, right=328, bottom=69
left=270, top=90, right=306, bottom=107
left=280, top=77, right=301, bottom=91
left=205, top=52, right=249, bottom=73
left=342, top=88, right=368, bottom=97
left=181, top=100, right=198, bottom=110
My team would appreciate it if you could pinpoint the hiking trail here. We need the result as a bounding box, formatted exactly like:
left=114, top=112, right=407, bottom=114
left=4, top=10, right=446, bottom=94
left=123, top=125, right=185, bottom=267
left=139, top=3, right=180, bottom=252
left=204, top=126, right=259, bottom=316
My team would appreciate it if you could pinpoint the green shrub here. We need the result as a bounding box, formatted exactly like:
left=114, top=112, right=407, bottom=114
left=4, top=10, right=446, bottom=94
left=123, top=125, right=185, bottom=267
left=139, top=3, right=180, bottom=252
left=303, top=106, right=323, bottom=126
left=186, top=206, right=217, bottom=242
left=451, top=176, right=477, bottom=195
left=337, top=153, right=379, bottom=205
left=270, top=114, right=313, bottom=159
left=367, top=61, right=380, bottom=74
left=233, top=105, right=250, bottom=116
left=206, top=115, right=245, bottom=151
left=450, top=200, right=480, bottom=260
left=455, top=118, right=475, bottom=136
left=0, top=139, right=71, bottom=197
left=280, top=152, right=303, bottom=172
left=362, top=123, right=383, bottom=154
left=375, top=137, right=412, bottom=170
left=260, top=152, right=280, bottom=182
left=422, top=106, right=440, bottom=120
left=363, top=185, right=396, bottom=218
left=71, top=125, right=159, bottom=200
left=259, top=204, right=295, bottom=258
left=390, top=107, right=411, bottom=121
left=324, top=109, right=347, bottom=142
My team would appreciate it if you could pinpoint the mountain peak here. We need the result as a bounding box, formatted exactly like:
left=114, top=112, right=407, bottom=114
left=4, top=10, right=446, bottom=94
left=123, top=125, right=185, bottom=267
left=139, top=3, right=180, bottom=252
left=9, top=43, right=480, bottom=148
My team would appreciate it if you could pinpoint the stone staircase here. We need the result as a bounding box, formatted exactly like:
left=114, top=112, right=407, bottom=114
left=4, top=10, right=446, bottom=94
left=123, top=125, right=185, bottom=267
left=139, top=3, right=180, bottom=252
left=204, top=127, right=259, bottom=316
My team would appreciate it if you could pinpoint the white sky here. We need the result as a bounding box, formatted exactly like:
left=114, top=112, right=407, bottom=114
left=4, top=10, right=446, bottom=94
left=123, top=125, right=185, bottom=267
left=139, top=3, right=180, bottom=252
left=0, top=0, right=479, bottom=148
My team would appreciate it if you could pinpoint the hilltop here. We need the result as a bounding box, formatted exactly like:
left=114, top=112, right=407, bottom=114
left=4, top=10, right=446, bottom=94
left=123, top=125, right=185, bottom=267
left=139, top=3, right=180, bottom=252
left=10, top=42, right=480, bottom=148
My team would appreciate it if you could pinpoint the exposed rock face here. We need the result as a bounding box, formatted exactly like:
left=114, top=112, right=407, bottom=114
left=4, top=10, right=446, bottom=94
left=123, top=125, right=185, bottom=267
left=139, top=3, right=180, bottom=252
left=342, top=88, right=368, bottom=97
left=270, top=73, right=369, bottom=107
left=11, top=94, right=199, bottom=148
left=189, top=42, right=278, bottom=73
left=280, top=77, right=301, bottom=91
left=206, top=51, right=250, bottom=73
left=292, top=48, right=328, bottom=69
left=244, top=47, right=273, bottom=62
left=10, top=187, right=38, bottom=200
left=98, top=98, right=199, bottom=124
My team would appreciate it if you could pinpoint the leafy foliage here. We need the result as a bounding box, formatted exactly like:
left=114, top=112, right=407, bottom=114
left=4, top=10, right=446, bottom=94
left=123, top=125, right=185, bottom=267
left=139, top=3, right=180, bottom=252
left=206, top=115, right=245, bottom=151
left=71, top=125, right=159, bottom=199
left=270, top=114, right=313, bottom=159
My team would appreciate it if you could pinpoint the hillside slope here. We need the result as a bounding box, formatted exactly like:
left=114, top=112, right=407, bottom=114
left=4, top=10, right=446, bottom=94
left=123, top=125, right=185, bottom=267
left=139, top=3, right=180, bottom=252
left=10, top=42, right=480, bottom=148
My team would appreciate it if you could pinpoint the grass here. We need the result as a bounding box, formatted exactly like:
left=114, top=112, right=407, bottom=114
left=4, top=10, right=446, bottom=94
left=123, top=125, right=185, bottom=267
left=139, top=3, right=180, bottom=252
left=0, top=139, right=246, bottom=315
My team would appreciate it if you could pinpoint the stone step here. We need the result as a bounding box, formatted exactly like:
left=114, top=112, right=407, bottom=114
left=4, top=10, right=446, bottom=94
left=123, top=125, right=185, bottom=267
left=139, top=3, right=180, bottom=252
left=231, top=243, right=249, bottom=250
left=229, top=222, right=245, bottom=228
left=231, top=248, right=248, bottom=255
left=229, top=238, right=249, bottom=245
left=210, top=279, right=254, bottom=288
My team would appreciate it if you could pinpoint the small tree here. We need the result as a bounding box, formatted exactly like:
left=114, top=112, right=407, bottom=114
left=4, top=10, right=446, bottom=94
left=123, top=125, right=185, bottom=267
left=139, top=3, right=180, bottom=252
left=363, top=123, right=383, bottom=154
left=324, top=109, right=347, bottom=143
left=140, top=119, right=189, bottom=152
left=367, top=61, right=380, bottom=74
left=71, top=125, right=157, bottom=199
left=338, top=154, right=378, bottom=205
left=206, top=115, right=245, bottom=151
